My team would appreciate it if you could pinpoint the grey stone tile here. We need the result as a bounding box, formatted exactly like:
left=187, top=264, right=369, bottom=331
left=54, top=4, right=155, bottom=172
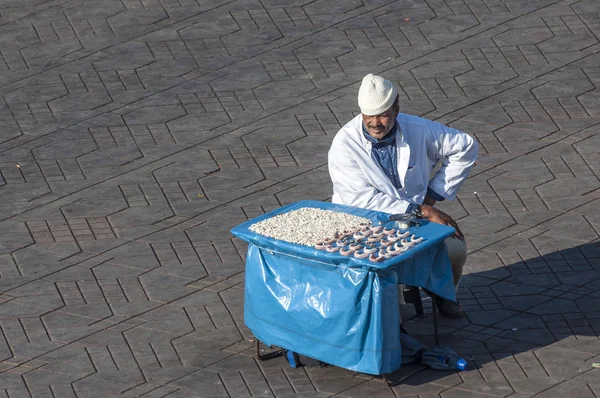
left=529, top=298, right=581, bottom=315
left=467, top=310, right=518, bottom=327
left=491, top=281, right=546, bottom=296
left=1, top=0, right=600, bottom=396
left=483, top=335, right=540, bottom=354
left=138, top=271, right=198, bottom=302
left=498, top=295, right=552, bottom=311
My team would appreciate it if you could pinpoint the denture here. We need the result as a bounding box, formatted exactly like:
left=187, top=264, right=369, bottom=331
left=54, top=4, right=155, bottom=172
left=410, top=235, right=424, bottom=243
left=380, top=238, right=393, bottom=247
left=354, top=248, right=370, bottom=258
left=349, top=242, right=363, bottom=251
left=395, top=231, right=410, bottom=238
left=360, top=228, right=373, bottom=237
left=386, top=235, right=400, bottom=243
left=386, top=244, right=402, bottom=256
left=368, top=253, right=386, bottom=262
left=400, top=238, right=413, bottom=247
left=367, top=235, right=381, bottom=243
left=325, top=245, right=340, bottom=252
left=363, top=245, right=377, bottom=254
left=340, top=247, right=355, bottom=256
left=335, top=238, right=350, bottom=247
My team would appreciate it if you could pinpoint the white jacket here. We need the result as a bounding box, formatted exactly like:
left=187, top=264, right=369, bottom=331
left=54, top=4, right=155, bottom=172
left=328, top=113, right=478, bottom=214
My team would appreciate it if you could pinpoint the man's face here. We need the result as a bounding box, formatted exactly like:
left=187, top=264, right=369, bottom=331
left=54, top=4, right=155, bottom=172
left=362, top=105, right=399, bottom=140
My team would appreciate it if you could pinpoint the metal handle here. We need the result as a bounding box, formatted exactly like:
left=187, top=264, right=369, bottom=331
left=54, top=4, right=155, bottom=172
left=388, top=213, right=415, bottom=222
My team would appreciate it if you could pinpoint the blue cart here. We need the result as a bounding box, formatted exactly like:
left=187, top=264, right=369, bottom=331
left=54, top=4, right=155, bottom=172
left=231, top=200, right=455, bottom=376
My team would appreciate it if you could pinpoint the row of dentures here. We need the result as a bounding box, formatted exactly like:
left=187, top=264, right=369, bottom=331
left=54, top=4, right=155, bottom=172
left=314, top=225, right=424, bottom=262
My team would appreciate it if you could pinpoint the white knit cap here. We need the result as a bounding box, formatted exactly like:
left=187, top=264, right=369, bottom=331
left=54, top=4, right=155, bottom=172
left=358, top=73, right=398, bottom=116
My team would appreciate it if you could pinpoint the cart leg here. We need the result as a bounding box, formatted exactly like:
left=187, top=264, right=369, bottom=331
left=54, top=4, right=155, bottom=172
left=255, top=339, right=284, bottom=361
left=432, top=296, right=440, bottom=345
left=400, top=323, right=409, bottom=335
left=401, top=285, right=424, bottom=317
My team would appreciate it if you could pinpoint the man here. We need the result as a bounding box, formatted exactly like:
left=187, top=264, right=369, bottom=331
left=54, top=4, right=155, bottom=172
left=328, top=73, right=478, bottom=318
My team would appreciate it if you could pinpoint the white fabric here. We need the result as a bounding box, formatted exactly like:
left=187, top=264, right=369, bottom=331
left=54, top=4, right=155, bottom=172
left=328, top=113, right=478, bottom=214
left=446, top=236, right=467, bottom=287
left=358, top=74, right=398, bottom=115
left=445, top=237, right=467, bottom=271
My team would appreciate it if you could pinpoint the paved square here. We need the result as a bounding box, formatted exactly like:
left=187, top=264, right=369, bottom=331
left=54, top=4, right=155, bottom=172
left=0, top=0, right=599, bottom=396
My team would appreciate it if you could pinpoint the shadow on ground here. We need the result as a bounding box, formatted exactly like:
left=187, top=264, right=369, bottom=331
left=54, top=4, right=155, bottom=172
left=382, top=241, right=600, bottom=395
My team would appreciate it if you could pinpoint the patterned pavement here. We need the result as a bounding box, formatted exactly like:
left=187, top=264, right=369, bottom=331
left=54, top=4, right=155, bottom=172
left=0, top=0, right=599, bottom=396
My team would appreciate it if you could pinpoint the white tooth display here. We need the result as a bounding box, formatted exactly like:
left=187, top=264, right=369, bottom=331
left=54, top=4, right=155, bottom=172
left=249, top=207, right=371, bottom=246
left=250, top=207, right=425, bottom=260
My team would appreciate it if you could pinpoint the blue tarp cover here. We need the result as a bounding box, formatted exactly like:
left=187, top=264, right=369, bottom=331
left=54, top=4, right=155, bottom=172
left=231, top=200, right=456, bottom=375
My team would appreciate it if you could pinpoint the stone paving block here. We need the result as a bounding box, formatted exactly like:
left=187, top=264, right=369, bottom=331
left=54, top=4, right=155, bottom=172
left=137, top=271, right=199, bottom=302
left=0, top=0, right=599, bottom=396
left=498, top=295, right=552, bottom=312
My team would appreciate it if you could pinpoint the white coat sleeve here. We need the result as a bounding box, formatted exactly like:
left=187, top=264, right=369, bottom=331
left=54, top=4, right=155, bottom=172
left=426, top=121, right=479, bottom=200
left=328, top=142, right=413, bottom=214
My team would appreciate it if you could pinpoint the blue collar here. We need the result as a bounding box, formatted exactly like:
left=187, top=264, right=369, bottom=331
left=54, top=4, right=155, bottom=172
left=362, top=123, right=397, bottom=147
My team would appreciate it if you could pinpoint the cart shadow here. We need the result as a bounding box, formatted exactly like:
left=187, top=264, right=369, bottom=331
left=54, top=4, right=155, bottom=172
left=383, top=241, right=600, bottom=388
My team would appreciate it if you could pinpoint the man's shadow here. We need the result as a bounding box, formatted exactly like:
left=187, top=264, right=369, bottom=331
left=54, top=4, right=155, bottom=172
left=385, top=241, right=600, bottom=390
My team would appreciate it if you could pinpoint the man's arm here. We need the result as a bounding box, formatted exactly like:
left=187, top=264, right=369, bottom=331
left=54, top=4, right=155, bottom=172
left=420, top=121, right=477, bottom=239
left=420, top=203, right=464, bottom=239
left=426, top=121, right=478, bottom=201
left=423, top=195, right=437, bottom=207
left=328, top=144, right=413, bottom=214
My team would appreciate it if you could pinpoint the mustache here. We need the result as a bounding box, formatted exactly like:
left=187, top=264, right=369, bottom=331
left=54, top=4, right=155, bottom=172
left=368, top=124, right=384, bottom=129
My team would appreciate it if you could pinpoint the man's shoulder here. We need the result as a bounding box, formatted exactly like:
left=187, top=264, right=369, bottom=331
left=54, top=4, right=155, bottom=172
left=398, top=113, right=438, bottom=128
left=397, top=113, right=461, bottom=140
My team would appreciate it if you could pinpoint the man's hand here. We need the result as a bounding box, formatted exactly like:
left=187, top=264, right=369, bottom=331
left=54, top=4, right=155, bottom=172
left=420, top=204, right=464, bottom=240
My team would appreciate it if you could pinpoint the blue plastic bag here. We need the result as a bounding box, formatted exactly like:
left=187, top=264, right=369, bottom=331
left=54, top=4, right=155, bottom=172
left=232, top=200, right=456, bottom=375
left=244, top=244, right=402, bottom=374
